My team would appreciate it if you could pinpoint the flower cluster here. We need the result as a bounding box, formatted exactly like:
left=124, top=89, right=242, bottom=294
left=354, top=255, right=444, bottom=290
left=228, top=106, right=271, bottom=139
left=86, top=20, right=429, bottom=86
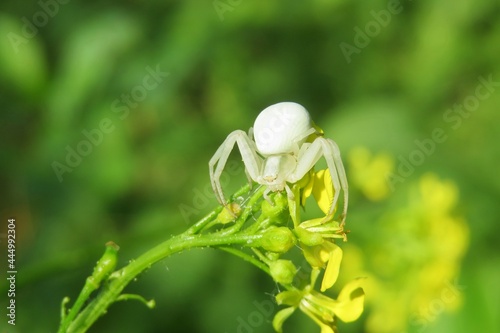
left=273, top=269, right=365, bottom=333
left=203, top=165, right=364, bottom=333
left=342, top=148, right=469, bottom=333
left=256, top=168, right=365, bottom=333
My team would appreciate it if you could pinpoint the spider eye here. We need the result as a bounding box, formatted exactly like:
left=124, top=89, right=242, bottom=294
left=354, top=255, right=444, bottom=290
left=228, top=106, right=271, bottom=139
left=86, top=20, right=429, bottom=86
left=253, top=102, right=312, bottom=155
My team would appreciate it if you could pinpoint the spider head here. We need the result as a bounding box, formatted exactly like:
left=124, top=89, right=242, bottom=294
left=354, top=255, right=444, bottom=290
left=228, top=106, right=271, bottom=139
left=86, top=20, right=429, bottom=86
left=260, top=154, right=297, bottom=192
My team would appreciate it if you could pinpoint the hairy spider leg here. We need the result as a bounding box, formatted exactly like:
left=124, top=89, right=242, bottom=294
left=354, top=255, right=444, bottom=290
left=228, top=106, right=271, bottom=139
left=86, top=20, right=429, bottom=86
left=209, top=130, right=263, bottom=206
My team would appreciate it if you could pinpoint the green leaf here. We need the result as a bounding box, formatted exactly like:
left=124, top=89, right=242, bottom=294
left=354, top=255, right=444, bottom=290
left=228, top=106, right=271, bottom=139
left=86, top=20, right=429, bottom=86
left=0, top=13, right=47, bottom=96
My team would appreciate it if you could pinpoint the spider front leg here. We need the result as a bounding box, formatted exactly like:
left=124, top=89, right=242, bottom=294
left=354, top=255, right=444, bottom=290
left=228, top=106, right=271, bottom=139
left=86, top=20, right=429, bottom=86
left=288, top=137, right=348, bottom=223
left=245, top=127, right=257, bottom=188
left=209, top=130, right=263, bottom=207
left=325, top=138, right=348, bottom=222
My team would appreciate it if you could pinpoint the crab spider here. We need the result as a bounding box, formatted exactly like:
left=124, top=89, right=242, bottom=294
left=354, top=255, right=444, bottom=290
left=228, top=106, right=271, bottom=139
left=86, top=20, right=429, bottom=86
left=209, top=102, right=348, bottom=222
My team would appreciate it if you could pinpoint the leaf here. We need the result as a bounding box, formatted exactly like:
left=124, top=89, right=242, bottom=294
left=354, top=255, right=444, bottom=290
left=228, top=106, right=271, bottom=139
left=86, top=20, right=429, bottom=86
left=0, top=13, right=47, bottom=96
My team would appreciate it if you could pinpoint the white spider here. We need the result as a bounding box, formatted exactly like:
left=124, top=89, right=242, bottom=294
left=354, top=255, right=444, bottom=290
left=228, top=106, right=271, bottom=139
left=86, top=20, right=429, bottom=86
left=209, top=102, right=348, bottom=222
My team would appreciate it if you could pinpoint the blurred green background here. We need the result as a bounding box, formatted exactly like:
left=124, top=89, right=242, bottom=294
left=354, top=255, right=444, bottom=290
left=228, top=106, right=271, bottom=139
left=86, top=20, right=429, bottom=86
left=1, top=0, right=499, bottom=332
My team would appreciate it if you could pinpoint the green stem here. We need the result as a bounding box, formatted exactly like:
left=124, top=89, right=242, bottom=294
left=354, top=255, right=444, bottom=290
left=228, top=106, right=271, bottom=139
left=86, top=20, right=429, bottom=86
left=219, top=246, right=270, bottom=275
left=185, top=183, right=253, bottom=235
left=59, top=277, right=99, bottom=332
left=218, top=185, right=266, bottom=236
left=184, top=206, right=221, bottom=235
left=251, top=248, right=272, bottom=266
left=59, top=243, right=119, bottom=333
left=65, top=231, right=262, bottom=333
left=116, top=294, right=156, bottom=308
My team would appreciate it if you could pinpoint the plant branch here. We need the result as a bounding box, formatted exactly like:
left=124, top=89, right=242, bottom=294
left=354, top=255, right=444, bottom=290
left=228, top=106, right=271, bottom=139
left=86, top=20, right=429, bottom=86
left=64, top=231, right=262, bottom=333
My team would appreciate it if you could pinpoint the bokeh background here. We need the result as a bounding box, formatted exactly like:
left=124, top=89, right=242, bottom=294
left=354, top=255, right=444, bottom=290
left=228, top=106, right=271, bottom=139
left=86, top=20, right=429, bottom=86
left=1, top=1, right=499, bottom=332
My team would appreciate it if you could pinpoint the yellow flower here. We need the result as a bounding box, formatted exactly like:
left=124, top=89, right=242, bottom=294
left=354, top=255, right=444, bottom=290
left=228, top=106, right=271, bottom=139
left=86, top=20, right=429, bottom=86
left=288, top=167, right=339, bottom=226
left=299, top=168, right=337, bottom=215
left=310, top=169, right=336, bottom=215
left=340, top=173, right=468, bottom=333
left=299, top=237, right=344, bottom=292
left=273, top=268, right=365, bottom=333
left=290, top=168, right=348, bottom=291
left=348, top=147, right=394, bottom=201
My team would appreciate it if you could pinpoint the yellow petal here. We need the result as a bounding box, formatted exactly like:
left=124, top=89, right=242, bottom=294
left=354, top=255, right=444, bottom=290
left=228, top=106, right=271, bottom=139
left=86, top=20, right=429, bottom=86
left=334, top=278, right=365, bottom=322
left=320, top=325, right=336, bottom=333
left=312, top=169, right=335, bottom=215
left=321, top=243, right=343, bottom=291
left=302, top=245, right=326, bottom=268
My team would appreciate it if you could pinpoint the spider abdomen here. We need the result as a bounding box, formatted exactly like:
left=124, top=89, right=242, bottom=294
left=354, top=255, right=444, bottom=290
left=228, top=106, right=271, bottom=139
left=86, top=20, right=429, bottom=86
left=253, top=102, right=312, bottom=155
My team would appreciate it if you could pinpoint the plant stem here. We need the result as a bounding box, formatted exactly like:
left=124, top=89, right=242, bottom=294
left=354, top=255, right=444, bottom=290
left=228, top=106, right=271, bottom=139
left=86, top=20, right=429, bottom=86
left=59, top=277, right=99, bottom=332
left=65, top=231, right=262, bottom=333
left=218, top=185, right=266, bottom=236
left=219, top=246, right=270, bottom=275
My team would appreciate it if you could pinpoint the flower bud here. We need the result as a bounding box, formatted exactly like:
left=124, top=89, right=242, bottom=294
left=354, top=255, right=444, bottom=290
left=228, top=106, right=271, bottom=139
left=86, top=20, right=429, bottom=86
left=217, top=203, right=241, bottom=224
left=294, top=226, right=323, bottom=246
left=260, top=227, right=296, bottom=253
left=269, top=260, right=297, bottom=285
left=261, top=192, right=288, bottom=221
left=90, top=241, right=119, bottom=286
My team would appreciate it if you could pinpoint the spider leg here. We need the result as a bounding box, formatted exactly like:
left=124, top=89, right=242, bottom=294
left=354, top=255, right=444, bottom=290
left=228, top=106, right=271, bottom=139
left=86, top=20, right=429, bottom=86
left=244, top=127, right=256, bottom=188
left=317, top=138, right=342, bottom=221
left=287, top=137, right=347, bottom=222
left=325, top=138, right=348, bottom=223
left=294, top=127, right=317, bottom=143
left=244, top=168, right=254, bottom=189
left=209, top=130, right=263, bottom=206
left=263, top=187, right=273, bottom=205
left=284, top=184, right=295, bottom=201
left=291, top=127, right=316, bottom=156
left=288, top=139, right=322, bottom=181
left=248, top=126, right=254, bottom=140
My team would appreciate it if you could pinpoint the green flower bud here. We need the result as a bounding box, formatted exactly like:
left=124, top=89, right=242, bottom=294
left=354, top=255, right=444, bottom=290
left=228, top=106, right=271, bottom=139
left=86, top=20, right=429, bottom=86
left=260, top=227, right=296, bottom=253
left=217, top=203, right=241, bottom=224
left=261, top=192, right=288, bottom=221
left=90, top=241, right=119, bottom=286
left=265, top=251, right=281, bottom=262
left=294, top=226, right=324, bottom=246
left=269, top=260, right=297, bottom=285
